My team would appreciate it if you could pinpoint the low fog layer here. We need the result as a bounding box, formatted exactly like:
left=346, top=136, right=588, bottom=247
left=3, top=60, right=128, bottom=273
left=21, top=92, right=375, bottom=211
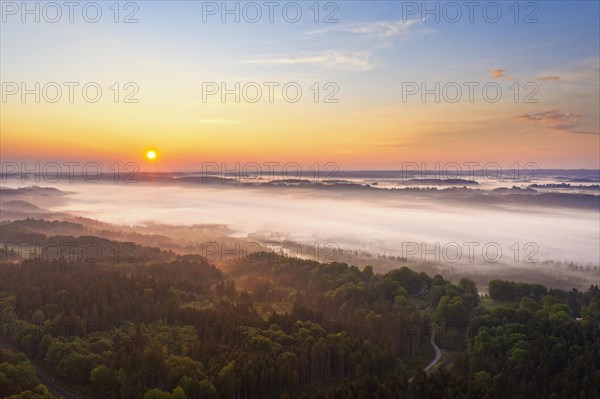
left=2, top=181, right=598, bottom=267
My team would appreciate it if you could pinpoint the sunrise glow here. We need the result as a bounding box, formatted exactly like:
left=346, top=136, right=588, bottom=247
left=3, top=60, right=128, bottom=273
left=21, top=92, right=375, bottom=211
left=146, top=150, right=157, bottom=161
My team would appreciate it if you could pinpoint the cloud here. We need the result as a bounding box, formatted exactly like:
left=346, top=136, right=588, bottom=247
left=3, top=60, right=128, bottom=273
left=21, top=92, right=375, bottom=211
left=242, top=52, right=373, bottom=71
left=491, top=68, right=506, bottom=78
left=308, top=19, right=419, bottom=39
left=535, top=75, right=560, bottom=81
left=553, top=58, right=600, bottom=84
left=516, top=109, right=599, bottom=135
left=491, top=68, right=515, bottom=80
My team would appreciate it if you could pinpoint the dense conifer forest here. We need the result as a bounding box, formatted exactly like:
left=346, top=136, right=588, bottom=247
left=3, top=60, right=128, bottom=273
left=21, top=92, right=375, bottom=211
left=1, top=225, right=599, bottom=398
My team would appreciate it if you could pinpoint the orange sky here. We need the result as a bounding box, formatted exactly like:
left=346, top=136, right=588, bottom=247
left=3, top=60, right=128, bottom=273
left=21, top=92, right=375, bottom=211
left=1, top=2, right=599, bottom=170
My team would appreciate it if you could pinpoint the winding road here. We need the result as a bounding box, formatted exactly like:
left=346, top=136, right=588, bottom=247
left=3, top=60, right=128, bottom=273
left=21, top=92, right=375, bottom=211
left=423, top=330, right=443, bottom=372
left=408, top=329, right=444, bottom=383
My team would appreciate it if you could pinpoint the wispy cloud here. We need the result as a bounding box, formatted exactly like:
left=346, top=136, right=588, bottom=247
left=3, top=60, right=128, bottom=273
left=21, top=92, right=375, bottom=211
left=532, top=58, right=599, bottom=85
left=516, top=109, right=598, bottom=135
left=307, top=19, right=419, bottom=39
left=553, top=58, right=600, bottom=84
left=491, top=68, right=515, bottom=80
left=242, top=52, right=373, bottom=71
left=535, top=75, right=560, bottom=81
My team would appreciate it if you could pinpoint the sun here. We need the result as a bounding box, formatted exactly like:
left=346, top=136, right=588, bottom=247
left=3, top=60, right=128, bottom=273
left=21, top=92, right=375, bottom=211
left=145, top=150, right=157, bottom=161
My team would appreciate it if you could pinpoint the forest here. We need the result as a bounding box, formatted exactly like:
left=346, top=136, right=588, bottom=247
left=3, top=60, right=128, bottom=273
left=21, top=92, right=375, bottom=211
left=0, top=223, right=599, bottom=398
